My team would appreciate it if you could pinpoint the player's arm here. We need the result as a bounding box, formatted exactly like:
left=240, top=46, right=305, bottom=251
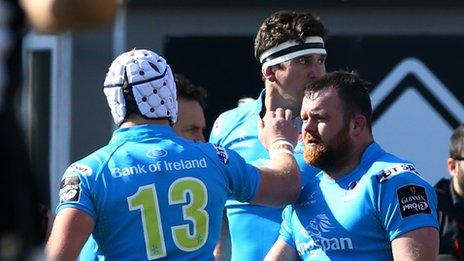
left=19, top=0, right=118, bottom=33
left=265, top=239, right=299, bottom=261
left=40, top=204, right=55, bottom=243
left=46, top=208, right=94, bottom=260
left=213, top=210, right=231, bottom=261
left=251, top=108, right=300, bottom=207
left=391, top=227, right=438, bottom=261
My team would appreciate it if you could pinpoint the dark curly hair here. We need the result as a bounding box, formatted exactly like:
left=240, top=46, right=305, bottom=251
left=305, top=71, right=372, bottom=130
left=449, top=125, right=464, bottom=159
left=174, top=73, right=207, bottom=109
left=254, top=11, right=328, bottom=62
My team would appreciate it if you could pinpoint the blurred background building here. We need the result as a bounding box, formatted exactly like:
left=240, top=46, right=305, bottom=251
left=21, top=0, right=464, bottom=210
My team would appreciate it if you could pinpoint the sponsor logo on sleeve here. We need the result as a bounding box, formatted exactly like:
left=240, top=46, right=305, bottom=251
left=397, top=184, right=431, bottom=218
left=376, top=163, right=420, bottom=183
left=67, top=163, right=93, bottom=176
left=59, top=176, right=81, bottom=203
left=213, top=144, right=229, bottom=164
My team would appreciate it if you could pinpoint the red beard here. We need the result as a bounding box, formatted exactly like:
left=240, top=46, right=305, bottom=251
left=304, top=141, right=326, bottom=166
left=304, top=122, right=352, bottom=170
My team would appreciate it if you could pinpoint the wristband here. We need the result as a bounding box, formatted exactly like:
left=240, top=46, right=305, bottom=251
left=269, top=139, right=294, bottom=152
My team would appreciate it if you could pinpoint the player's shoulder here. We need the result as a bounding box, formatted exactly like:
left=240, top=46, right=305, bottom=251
left=365, top=151, right=426, bottom=186
left=59, top=149, right=108, bottom=204
left=193, top=142, right=236, bottom=167
left=210, top=97, right=259, bottom=141
left=63, top=144, right=115, bottom=179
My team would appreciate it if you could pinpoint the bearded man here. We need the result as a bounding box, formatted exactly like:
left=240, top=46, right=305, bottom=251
left=265, top=71, right=439, bottom=261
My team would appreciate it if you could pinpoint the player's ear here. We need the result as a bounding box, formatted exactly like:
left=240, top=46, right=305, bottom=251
left=447, top=158, right=458, bottom=177
left=350, top=114, right=366, bottom=136
left=262, top=66, right=277, bottom=82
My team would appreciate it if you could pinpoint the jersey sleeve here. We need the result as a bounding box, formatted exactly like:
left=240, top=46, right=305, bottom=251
left=209, top=113, right=225, bottom=145
left=209, top=143, right=261, bottom=203
left=278, top=205, right=296, bottom=248
left=55, top=162, right=97, bottom=221
left=374, top=165, right=439, bottom=240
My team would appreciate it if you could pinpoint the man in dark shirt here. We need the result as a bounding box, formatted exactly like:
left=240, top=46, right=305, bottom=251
left=435, top=125, right=464, bottom=260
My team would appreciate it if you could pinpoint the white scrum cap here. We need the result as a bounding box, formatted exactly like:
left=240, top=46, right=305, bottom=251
left=103, top=49, right=178, bottom=125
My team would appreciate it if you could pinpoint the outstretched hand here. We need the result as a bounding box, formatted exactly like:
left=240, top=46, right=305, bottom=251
left=258, top=108, right=298, bottom=150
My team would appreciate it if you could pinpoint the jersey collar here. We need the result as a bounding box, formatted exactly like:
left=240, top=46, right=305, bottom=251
left=110, top=124, right=175, bottom=144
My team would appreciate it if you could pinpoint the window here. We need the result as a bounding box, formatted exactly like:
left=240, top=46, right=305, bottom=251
left=22, top=32, right=71, bottom=209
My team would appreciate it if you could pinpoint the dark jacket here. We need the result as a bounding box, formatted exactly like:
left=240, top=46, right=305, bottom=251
left=435, top=178, right=464, bottom=260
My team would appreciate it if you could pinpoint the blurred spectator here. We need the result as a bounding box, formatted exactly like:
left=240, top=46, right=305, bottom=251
left=435, top=125, right=464, bottom=260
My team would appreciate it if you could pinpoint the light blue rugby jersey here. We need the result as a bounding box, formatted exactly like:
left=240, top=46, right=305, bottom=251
left=57, top=124, right=261, bottom=260
left=279, top=142, right=439, bottom=260
left=209, top=90, right=319, bottom=261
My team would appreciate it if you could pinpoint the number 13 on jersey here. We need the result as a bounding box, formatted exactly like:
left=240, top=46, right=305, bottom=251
left=127, top=177, right=209, bottom=259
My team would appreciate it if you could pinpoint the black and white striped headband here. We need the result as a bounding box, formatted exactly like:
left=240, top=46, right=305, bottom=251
left=259, top=36, right=326, bottom=68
